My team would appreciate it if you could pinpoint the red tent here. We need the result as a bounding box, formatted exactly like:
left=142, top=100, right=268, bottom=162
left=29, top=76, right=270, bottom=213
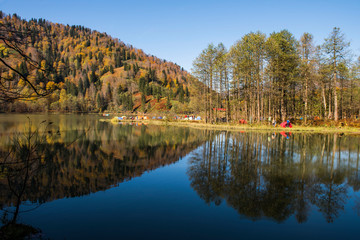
left=239, top=119, right=247, bottom=124
left=280, top=121, right=292, bottom=128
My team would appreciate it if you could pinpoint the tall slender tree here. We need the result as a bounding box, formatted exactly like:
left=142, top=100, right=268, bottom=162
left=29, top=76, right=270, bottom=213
left=214, top=43, right=228, bottom=122
left=322, top=27, right=350, bottom=121
left=299, top=33, right=315, bottom=124
left=192, top=44, right=217, bottom=123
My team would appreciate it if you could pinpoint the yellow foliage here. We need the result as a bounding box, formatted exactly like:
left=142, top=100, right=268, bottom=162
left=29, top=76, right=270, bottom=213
left=59, top=89, right=67, bottom=104
left=57, top=62, right=65, bottom=73
left=58, top=82, right=65, bottom=89
left=103, top=58, right=111, bottom=67
left=46, top=81, right=56, bottom=91
left=18, top=79, right=26, bottom=87
left=40, top=60, right=47, bottom=70
left=0, top=44, right=8, bottom=57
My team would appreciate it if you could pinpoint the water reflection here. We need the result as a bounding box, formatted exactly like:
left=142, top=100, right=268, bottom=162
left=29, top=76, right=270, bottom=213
left=0, top=118, right=208, bottom=224
left=0, top=115, right=359, bottom=235
left=187, top=131, right=360, bottom=223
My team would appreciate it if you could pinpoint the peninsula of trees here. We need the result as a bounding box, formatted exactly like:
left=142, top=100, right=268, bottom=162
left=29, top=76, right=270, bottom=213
left=193, top=29, right=360, bottom=123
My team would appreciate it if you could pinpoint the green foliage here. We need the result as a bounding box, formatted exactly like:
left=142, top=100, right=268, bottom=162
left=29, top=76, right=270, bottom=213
left=18, top=61, right=29, bottom=77
left=166, top=94, right=171, bottom=109
left=96, top=92, right=106, bottom=111
left=117, top=85, right=124, bottom=94
left=117, top=93, right=133, bottom=111
left=65, top=80, right=78, bottom=96
left=141, top=93, right=146, bottom=112
left=89, top=71, right=98, bottom=83
left=139, top=77, right=146, bottom=94
left=176, top=84, right=185, bottom=103
left=83, top=75, right=90, bottom=89
left=123, top=63, right=129, bottom=71
left=78, top=78, right=84, bottom=95
left=105, top=83, right=112, bottom=103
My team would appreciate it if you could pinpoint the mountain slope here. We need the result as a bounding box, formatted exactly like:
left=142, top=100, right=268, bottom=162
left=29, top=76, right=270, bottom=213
left=0, top=12, right=199, bottom=113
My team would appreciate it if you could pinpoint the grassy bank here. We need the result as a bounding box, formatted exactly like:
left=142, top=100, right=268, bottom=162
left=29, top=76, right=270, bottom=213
left=106, top=118, right=360, bottom=134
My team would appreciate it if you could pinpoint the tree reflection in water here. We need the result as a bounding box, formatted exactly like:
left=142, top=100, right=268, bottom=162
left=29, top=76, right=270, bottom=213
left=0, top=121, right=207, bottom=229
left=1, top=117, right=360, bottom=236
left=187, top=131, right=360, bottom=223
left=0, top=119, right=60, bottom=239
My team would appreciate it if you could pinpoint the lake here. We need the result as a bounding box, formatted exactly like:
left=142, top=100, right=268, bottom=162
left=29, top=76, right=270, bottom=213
left=0, top=114, right=360, bottom=239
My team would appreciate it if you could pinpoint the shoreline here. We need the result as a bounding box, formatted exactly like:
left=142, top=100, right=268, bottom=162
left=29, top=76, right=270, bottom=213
left=106, top=118, right=360, bottom=134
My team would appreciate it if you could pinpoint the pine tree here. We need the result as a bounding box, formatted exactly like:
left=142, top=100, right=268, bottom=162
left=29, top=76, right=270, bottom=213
left=19, top=61, right=29, bottom=77
left=127, top=94, right=134, bottom=111
left=78, top=78, right=84, bottom=95
left=90, top=70, right=97, bottom=83
left=96, top=92, right=103, bottom=111
left=141, top=93, right=146, bottom=112
left=84, top=75, right=90, bottom=89
left=179, top=87, right=184, bottom=103
left=185, top=87, right=190, bottom=102
left=166, top=94, right=171, bottom=109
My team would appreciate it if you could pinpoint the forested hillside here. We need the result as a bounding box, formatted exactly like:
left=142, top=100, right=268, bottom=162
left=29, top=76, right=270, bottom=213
left=1, top=12, right=359, bottom=123
left=0, top=12, right=196, bottom=113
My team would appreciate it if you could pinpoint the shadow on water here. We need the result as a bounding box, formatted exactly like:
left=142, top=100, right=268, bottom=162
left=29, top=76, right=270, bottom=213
left=187, top=131, right=360, bottom=223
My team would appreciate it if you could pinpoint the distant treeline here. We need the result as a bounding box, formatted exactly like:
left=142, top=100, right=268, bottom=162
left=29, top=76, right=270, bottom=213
left=193, top=29, right=360, bottom=123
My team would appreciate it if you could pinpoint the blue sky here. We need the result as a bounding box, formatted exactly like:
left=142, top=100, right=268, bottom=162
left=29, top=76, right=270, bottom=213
left=1, top=0, right=359, bottom=71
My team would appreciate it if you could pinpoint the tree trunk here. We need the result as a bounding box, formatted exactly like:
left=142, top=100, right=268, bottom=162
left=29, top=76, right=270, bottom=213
left=328, top=84, right=332, bottom=119
left=257, top=80, right=261, bottom=122
left=268, top=93, right=271, bottom=118
left=333, top=70, right=338, bottom=121
left=333, top=48, right=338, bottom=121
left=281, top=88, right=286, bottom=122
left=225, top=69, right=229, bottom=123
left=210, top=70, right=213, bottom=123
left=304, top=75, right=308, bottom=124
left=350, top=78, right=353, bottom=118
left=322, top=84, right=327, bottom=118
left=205, top=78, right=208, bottom=123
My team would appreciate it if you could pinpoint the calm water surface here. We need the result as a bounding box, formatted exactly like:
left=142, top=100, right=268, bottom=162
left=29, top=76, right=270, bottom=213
left=0, top=114, right=360, bottom=239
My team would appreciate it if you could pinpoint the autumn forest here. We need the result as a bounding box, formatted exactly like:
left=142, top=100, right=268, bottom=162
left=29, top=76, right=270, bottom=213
left=1, top=12, right=360, bottom=124
left=0, top=12, right=193, bottom=114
